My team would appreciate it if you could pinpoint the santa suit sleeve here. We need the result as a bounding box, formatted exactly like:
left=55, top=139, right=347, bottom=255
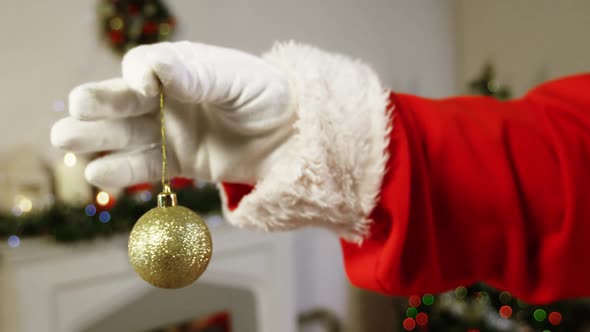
left=342, top=73, right=590, bottom=304
left=218, top=43, right=590, bottom=304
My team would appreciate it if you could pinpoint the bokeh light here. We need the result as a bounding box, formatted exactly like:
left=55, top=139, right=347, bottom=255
left=534, top=309, right=547, bottom=322
left=7, top=235, right=20, bottom=248
left=403, top=317, right=416, bottom=331
left=14, top=195, right=32, bottom=214
left=408, top=295, right=421, bottom=307
left=406, top=307, right=418, bottom=318
left=64, top=152, right=77, bottom=167
left=422, top=294, right=435, bottom=306
left=139, top=190, right=152, bottom=202
left=96, top=191, right=110, bottom=206
left=99, top=211, right=111, bottom=223
left=416, top=312, right=428, bottom=326
left=549, top=312, right=562, bottom=325
left=499, top=305, right=513, bottom=319
left=85, top=204, right=97, bottom=217
left=16, top=197, right=32, bottom=213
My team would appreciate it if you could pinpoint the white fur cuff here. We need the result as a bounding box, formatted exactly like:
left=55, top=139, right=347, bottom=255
left=220, top=42, right=392, bottom=243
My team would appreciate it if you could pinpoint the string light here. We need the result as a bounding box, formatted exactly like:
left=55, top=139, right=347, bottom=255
left=422, top=294, right=435, bottom=306
left=96, top=191, right=110, bottom=206
left=14, top=195, right=32, bottom=214
left=403, top=318, right=416, bottom=331
left=408, top=295, right=421, bottom=307
left=85, top=204, right=97, bottom=217
left=534, top=309, right=547, bottom=322
left=416, top=313, right=428, bottom=326
left=139, top=190, right=152, bottom=202
left=499, top=305, right=513, bottom=319
left=99, top=211, right=111, bottom=223
left=17, top=198, right=32, bottom=213
left=406, top=307, right=418, bottom=318
left=7, top=235, right=20, bottom=248
left=548, top=312, right=562, bottom=325
left=64, top=152, right=77, bottom=167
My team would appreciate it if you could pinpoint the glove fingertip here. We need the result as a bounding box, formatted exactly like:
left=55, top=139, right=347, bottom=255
left=50, top=118, right=76, bottom=149
left=68, top=84, right=99, bottom=120
left=84, top=159, right=123, bottom=190
left=122, top=46, right=160, bottom=97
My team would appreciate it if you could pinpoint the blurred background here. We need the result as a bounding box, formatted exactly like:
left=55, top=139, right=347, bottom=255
left=0, top=1, right=588, bottom=331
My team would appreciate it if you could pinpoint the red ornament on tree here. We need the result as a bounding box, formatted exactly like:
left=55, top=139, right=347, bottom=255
left=142, top=21, right=158, bottom=35
left=108, top=30, right=125, bottom=44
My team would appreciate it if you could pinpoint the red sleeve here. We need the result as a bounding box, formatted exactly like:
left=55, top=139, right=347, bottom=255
left=222, top=73, right=590, bottom=304
left=342, top=73, right=590, bottom=304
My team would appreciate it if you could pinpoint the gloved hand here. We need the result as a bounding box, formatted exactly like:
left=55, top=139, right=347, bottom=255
left=51, top=41, right=296, bottom=187
left=51, top=41, right=390, bottom=242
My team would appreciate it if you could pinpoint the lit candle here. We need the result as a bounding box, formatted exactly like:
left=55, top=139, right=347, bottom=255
left=53, top=152, right=92, bottom=205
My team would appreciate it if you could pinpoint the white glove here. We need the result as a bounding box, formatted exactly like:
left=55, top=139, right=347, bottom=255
left=51, top=41, right=390, bottom=242
left=52, top=41, right=295, bottom=187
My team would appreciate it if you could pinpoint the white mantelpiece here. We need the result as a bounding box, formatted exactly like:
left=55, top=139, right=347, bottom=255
left=0, top=223, right=296, bottom=332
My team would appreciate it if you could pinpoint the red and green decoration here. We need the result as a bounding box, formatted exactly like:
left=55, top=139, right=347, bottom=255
left=399, top=283, right=590, bottom=331
left=0, top=179, right=221, bottom=243
left=99, top=0, right=176, bottom=54
left=396, top=65, right=590, bottom=332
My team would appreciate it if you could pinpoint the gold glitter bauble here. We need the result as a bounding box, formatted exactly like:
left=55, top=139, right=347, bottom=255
left=128, top=192, right=212, bottom=289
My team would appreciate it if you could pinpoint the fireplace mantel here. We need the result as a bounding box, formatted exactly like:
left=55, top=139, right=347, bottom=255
left=0, top=222, right=297, bottom=332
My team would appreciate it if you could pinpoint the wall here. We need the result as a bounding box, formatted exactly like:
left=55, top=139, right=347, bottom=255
left=0, top=0, right=457, bottom=327
left=457, top=0, right=590, bottom=96
left=0, top=0, right=456, bottom=155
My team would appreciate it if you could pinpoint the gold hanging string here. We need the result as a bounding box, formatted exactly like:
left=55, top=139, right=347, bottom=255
left=159, top=86, right=171, bottom=194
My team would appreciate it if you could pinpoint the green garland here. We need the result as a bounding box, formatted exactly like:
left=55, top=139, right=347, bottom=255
left=468, top=63, right=512, bottom=99
left=0, top=185, right=221, bottom=243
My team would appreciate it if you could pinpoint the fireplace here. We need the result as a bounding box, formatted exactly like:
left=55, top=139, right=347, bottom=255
left=0, top=222, right=297, bottom=332
left=84, top=284, right=254, bottom=332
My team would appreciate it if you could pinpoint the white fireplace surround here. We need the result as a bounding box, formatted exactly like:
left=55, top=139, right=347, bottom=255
left=0, top=221, right=297, bottom=332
